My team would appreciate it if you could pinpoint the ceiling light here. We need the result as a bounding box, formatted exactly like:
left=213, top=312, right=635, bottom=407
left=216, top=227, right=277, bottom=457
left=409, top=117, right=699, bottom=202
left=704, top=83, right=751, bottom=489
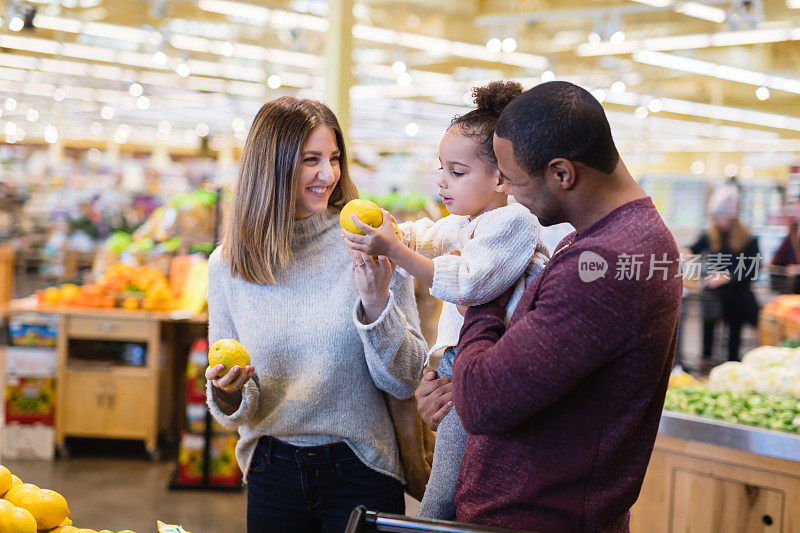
left=647, top=98, right=663, bottom=113
left=397, top=72, right=412, bottom=86
left=52, top=88, right=66, bottom=101
left=674, top=2, right=727, bottom=23
left=136, top=95, right=150, bottom=110
left=152, top=50, right=168, bottom=65
left=541, top=70, right=556, bottom=83
left=588, top=32, right=601, bottom=45
left=9, top=17, right=25, bottom=32
left=635, top=106, right=649, bottom=119
left=611, top=81, right=626, bottom=94
left=128, top=82, right=143, bottom=97
left=502, top=37, right=517, bottom=52
left=87, top=148, right=102, bottom=162
left=267, top=74, right=282, bottom=89
left=609, top=31, right=626, bottom=45
left=90, top=122, right=103, bottom=136
left=100, top=105, right=114, bottom=120
left=219, top=41, right=235, bottom=57
left=176, top=63, right=191, bottom=78
left=485, top=38, right=502, bottom=53
left=196, top=123, right=210, bottom=137
left=404, top=122, right=419, bottom=137
left=158, top=120, right=171, bottom=134
left=26, top=108, right=38, bottom=122
left=724, top=163, right=739, bottom=177
left=231, top=117, right=245, bottom=131
left=392, top=60, right=407, bottom=74
left=591, top=88, right=606, bottom=103
left=44, top=125, right=58, bottom=144
left=755, top=86, right=770, bottom=100
left=634, top=50, right=800, bottom=95
left=690, top=161, right=705, bottom=175
left=5, top=97, right=17, bottom=111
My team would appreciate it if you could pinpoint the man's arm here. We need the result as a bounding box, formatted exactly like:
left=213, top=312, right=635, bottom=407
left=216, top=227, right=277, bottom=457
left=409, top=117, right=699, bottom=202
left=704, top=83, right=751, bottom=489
left=453, top=246, right=641, bottom=435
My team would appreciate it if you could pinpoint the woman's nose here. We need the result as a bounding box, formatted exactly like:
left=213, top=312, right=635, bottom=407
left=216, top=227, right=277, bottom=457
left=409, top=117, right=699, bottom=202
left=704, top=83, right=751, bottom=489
left=318, top=163, right=335, bottom=183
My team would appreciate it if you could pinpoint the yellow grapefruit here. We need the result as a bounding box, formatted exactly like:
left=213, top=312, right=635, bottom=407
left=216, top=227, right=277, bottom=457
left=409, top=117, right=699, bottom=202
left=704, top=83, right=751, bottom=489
left=340, top=199, right=383, bottom=235
left=208, top=339, right=250, bottom=378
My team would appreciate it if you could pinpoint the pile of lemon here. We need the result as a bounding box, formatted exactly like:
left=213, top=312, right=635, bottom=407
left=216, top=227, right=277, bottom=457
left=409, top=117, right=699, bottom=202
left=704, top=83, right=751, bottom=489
left=0, top=465, right=134, bottom=533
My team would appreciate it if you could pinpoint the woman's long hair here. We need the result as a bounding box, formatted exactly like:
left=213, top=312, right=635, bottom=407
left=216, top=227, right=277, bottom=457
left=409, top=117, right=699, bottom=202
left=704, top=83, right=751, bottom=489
left=708, top=218, right=751, bottom=255
left=222, top=97, right=358, bottom=285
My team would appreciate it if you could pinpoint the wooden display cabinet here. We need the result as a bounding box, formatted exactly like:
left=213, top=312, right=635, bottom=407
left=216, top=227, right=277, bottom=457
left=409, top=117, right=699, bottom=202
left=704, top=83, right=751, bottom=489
left=55, top=312, right=172, bottom=460
left=631, top=413, right=800, bottom=532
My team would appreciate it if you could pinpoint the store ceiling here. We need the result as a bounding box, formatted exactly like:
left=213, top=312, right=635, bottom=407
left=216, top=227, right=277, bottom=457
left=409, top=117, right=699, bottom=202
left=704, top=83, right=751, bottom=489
left=0, top=0, right=798, bottom=157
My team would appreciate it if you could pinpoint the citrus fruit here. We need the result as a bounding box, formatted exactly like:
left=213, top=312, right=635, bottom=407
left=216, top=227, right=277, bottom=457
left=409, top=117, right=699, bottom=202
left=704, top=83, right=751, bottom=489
left=48, top=527, right=79, bottom=533
left=59, top=517, right=73, bottom=526
left=0, top=504, right=37, bottom=533
left=9, top=474, right=22, bottom=489
left=13, top=487, right=70, bottom=530
left=340, top=199, right=383, bottom=235
left=4, top=484, right=39, bottom=506
left=0, top=465, right=11, bottom=496
left=122, top=297, right=139, bottom=311
left=208, top=339, right=250, bottom=378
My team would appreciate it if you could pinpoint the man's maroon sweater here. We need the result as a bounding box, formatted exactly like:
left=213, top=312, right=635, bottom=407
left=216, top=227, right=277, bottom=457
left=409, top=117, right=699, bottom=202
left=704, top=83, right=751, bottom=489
left=453, top=197, right=682, bottom=532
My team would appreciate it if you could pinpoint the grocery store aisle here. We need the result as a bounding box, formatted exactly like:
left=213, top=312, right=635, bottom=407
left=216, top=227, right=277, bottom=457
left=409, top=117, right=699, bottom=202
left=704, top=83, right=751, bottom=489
left=3, top=455, right=420, bottom=532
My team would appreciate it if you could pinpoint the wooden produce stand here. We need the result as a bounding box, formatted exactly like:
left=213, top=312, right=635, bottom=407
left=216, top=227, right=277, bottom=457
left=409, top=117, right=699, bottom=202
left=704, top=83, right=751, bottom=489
left=9, top=299, right=206, bottom=460
left=631, top=412, right=800, bottom=532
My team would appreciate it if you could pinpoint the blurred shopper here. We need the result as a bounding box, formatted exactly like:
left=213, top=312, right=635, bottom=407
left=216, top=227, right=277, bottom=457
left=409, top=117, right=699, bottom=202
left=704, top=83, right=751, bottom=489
left=204, top=97, right=427, bottom=533
left=416, top=81, right=682, bottom=532
left=770, top=199, right=800, bottom=293
left=689, top=183, right=760, bottom=364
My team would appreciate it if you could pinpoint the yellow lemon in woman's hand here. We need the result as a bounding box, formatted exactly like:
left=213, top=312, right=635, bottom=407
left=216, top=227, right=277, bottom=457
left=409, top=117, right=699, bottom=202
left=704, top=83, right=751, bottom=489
left=208, top=339, right=250, bottom=378
left=340, top=199, right=383, bottom=235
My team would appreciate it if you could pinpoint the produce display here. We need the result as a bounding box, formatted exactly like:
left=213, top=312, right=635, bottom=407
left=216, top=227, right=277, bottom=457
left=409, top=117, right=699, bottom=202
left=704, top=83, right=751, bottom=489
left=30, top=257, right=208, bottom=313
left=763, top=294, right=800, bottom=321
left=664, top=345, right=800, bottom=435
left=0, top=465, right=194, bottom=532
left=665, top=387, right=800, bottom=434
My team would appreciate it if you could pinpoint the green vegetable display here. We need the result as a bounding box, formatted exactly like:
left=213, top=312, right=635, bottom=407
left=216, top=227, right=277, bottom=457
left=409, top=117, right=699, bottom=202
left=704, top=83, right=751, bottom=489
left=779, top=337, right=800, bottom=349
left=665, top=387, right=800, bottom=434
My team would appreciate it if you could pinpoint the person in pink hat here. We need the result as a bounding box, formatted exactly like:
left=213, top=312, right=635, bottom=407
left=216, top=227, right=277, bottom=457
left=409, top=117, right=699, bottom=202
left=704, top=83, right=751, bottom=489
left=689, top=181, right=761, bottom=364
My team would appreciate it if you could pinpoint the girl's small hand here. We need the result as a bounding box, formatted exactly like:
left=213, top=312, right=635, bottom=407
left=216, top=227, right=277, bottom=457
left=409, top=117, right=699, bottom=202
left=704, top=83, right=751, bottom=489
left=206, top=364, right=255, bottom=392
left=342, top=209, right=399, bottom=258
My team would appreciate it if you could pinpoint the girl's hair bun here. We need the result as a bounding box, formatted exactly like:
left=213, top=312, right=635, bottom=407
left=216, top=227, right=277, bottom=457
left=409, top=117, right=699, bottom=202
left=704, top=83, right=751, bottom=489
left=472, top=81, right=523, bottom=116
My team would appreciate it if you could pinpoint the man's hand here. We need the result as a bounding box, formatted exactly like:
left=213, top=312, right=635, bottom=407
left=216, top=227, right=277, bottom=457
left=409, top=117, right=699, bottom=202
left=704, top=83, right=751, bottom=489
left=414, top=367, right=453, bottom=431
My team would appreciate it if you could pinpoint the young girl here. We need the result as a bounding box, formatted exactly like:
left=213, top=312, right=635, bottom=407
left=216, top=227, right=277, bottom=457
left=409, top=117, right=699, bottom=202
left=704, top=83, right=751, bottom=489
left=205, top=97, right=427, bottom=532
left=343, top=81, right=549, bottom=519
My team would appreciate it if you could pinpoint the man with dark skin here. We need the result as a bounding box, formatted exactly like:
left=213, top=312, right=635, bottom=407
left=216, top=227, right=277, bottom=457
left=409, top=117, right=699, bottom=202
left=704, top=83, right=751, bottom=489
left=415, top=81, right=682, bottom=531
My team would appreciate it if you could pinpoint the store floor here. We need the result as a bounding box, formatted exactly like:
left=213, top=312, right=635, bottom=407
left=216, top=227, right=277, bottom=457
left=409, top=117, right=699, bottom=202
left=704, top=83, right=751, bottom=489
left=3, top=455, right=420, bottom=532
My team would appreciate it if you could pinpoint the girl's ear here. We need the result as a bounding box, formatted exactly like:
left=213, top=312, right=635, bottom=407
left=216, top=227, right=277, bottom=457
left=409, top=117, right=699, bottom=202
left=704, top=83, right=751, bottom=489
left=492, top=167, right=505, bottom=193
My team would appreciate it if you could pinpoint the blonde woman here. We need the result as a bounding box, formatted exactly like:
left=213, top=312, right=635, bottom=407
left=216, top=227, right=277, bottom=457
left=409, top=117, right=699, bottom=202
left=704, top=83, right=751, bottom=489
left=204, top=97, right=427, bottom=532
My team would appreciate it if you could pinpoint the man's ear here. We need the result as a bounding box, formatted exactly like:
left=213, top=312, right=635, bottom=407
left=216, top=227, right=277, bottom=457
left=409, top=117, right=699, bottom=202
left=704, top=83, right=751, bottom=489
left=546, top=158, right=577, bottom=190
left=491, top=167, right=505, bottom=193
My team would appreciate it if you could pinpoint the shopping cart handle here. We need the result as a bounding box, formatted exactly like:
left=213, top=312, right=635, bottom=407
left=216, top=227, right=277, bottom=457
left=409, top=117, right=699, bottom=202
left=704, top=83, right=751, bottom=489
left=345, top=505, right=532, bottom=533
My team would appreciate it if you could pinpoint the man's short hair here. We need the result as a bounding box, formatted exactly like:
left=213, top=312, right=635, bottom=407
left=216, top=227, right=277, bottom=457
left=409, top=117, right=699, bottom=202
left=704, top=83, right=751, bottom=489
left=496, top=81, right=620, bottom=178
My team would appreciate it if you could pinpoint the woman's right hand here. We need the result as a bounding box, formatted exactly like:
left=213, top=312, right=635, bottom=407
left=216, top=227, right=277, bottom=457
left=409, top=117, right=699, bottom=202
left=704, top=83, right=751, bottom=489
left=206, top=364, right=255, bottom=392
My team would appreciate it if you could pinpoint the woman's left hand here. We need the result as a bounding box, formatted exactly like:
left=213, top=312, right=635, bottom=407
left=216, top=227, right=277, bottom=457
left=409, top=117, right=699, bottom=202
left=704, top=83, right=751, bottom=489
left=346, top=245, right=396, bottom=323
